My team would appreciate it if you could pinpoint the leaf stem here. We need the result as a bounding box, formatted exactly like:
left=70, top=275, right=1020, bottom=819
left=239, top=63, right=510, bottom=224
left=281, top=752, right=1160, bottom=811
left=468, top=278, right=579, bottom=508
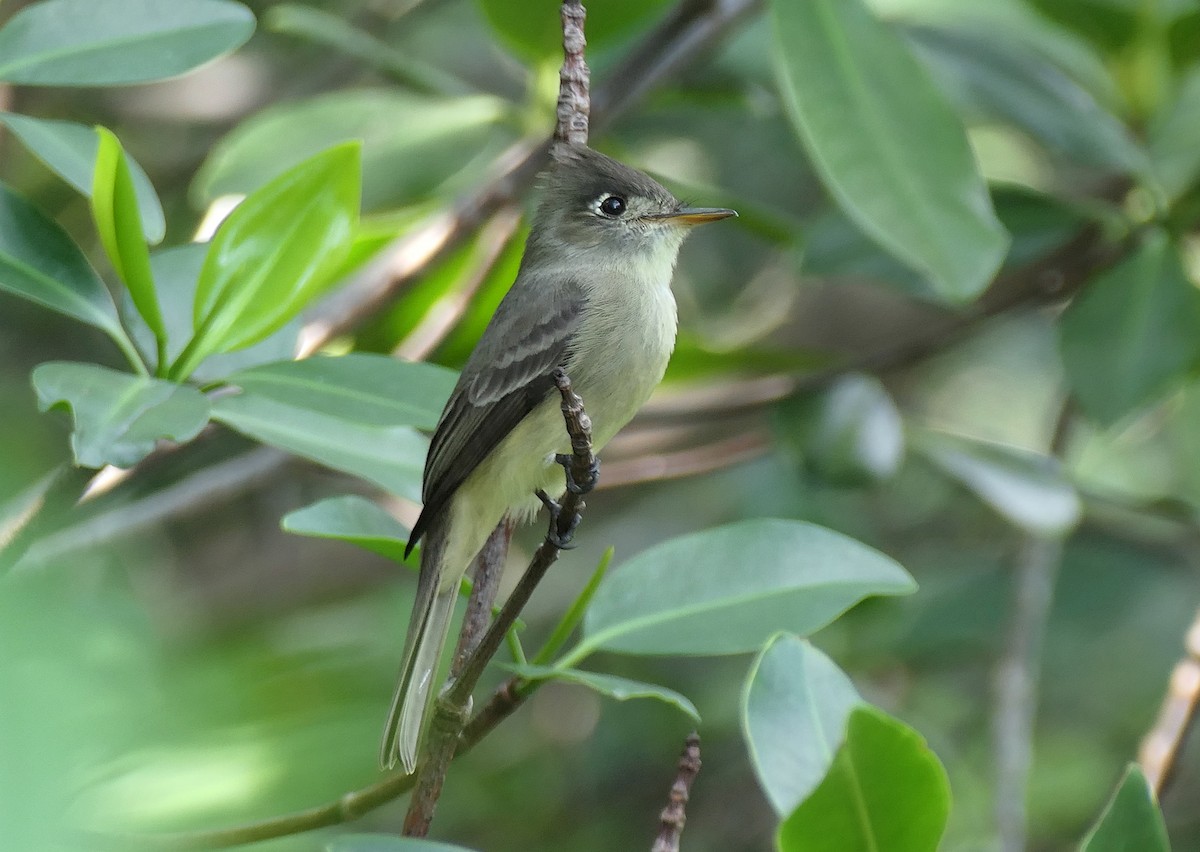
left=110, top=325, right=150, bottom=377
left=532, top=545, right=613, bottom=666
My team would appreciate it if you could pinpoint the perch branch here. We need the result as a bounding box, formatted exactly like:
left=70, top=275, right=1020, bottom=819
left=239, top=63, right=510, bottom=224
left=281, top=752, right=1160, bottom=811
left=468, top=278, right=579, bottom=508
left=1139, top=606, right=1200, bottom=796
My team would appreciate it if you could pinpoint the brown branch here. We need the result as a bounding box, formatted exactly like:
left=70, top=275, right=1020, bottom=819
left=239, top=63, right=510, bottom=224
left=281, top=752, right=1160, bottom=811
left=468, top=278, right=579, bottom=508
left=652, top=732, right=702, bottom=852
left=555, top=0, right=590, bottom=146
left=1139, top=607, right=1200, bottom=795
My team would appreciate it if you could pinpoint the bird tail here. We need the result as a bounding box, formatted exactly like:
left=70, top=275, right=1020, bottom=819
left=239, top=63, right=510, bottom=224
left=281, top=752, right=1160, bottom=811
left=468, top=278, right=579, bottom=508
left=380, top=512, right=458, bottom=772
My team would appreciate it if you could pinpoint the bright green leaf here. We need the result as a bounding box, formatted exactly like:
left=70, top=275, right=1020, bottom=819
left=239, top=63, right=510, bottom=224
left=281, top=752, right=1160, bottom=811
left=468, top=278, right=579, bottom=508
left=224, top=354, right=455, bottom=431
left=1060, top=229, right=1200, bottom=425
left=575, top=519, right=915, bottom=658
left=1080, top=764, right=1170, bottom=852
left=327, top=835, right=478, bottom=852
left=476, top=0, right=674, bottom=61
left=507, top=664, right=700, bottom=722
left=913, top=429, right=1082, bottom=535
left=32, top=362, right=210, bottom=468
left=282, top=495, right=411, bottom=563
left=0, top=113, right=165, bottom=243
left=210, top=394, right=425, bottom=499
left=191, top=91, right=507, bottom=211
left=0, top=0, right=255, bottom=86
left=174, top=142, right=362, bottom=379
left=777, top=707, right=951, bottom=852
left=906, top=24, right=1147, bottom=174
left=771, top=0, right=1009, bottom=301
left=742, top=636, right=864, bottom=817
left=91, top=128, right=164, bottom=352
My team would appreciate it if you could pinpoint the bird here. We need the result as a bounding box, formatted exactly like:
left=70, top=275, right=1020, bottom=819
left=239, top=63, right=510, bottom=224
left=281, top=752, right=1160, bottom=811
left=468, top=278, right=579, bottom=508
left=381, top=142, right=736, bottom=772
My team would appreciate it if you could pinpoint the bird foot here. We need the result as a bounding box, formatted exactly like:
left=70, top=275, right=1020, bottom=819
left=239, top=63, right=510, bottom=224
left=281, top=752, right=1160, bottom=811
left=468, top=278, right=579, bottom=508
left=554, top=453, right=599, bottom=495
left=536, top=488, right=581, bottom=549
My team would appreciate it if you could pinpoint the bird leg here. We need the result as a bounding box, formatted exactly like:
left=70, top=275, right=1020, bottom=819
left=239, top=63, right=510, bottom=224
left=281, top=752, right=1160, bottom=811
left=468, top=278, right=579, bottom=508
left=554, top=452, right=599, bottom=494
left=535, top=488, right=581, bottom=549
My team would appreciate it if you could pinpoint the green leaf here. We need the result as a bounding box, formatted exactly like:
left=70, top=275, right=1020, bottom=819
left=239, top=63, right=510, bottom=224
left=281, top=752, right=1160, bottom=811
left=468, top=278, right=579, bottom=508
left=779, top=374, right=904, bottom=487
left=742, top=636, right=864, bottom=817
left=326, top=836, right=478, bottom=852
left=0, top=0, right=255, bottom=86
left=282, top=495, right=411, bottom=563
left=905, top=24, right=1147, bottom=174
left=574, top=519, right=915, bottom=658
left=210, top=394, right=426, bottom=500
left=1149, top=67, right=1200, bottom=201
left=0, top=113, right=165, bottom=243
left=476, top=0, right=674, bottom=61
left=771, top=0, right=1009, bottom=302
left=223, top=354, right=455, bottom=431
left=91, top=128, right=164, bottom=352
left=777, top=707, right=951, bottom=852
left=1080, top=764, right=1170, bottom=852
left=507, top=664, right=700, bottom=722
left=913, top=430, right=1083, bottom=535
left=173, top=142, right=362, bottom=379
left=32, top=362, right=210, bottom=468
left=1060, top=228, right=1200, bottom=425
left=191, top=90, right=507, bottom=211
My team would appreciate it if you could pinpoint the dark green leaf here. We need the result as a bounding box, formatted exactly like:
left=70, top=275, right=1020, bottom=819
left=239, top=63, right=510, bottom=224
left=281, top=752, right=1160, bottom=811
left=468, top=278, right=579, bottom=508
left=1080, top=764, right=1170, bottom=852
left=507, top=664, right=700, bottom=722
left=191, top=90, right=506, bottom=211
left=210, top=394, right=425, bottom=499
left=282, top=495, right=411, bottom=563
left=913, top=430, right=1082, bottom=535
left=476, top=0, right=673, bottom=61
left=905, top=24, right=1147, bottom=174
left=326, top=836, right=477, bottom=852
left=0, top=0, right=255, bottom=86
left=91, top=128, right=164, bottom=347
left=224, top=354, right=455, bottom=431
left=1060, top=228, right=1200, bottom=425
left=771, top=0, right=1008, bottom=301
left=777, top=707, right=951, bottom=852
left=173, top=142, right=361, bottom=379
left=575, top=519, right=915, bottom=658
left=0, top=113, right=164, bottom=243
left=1025, top=0, right=1193, bottom=53
left=32, top=362, right=210, bottom=468
left=742, top=636, right=864, bottom=816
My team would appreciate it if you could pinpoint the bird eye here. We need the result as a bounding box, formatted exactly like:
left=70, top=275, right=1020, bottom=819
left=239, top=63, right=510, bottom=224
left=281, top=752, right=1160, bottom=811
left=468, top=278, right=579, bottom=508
left=598, top=195, right=627, bottom=217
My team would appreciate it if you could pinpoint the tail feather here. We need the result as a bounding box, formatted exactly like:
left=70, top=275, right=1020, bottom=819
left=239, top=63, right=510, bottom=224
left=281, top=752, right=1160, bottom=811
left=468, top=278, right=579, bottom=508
left=380, top=514, right=457, bottom=772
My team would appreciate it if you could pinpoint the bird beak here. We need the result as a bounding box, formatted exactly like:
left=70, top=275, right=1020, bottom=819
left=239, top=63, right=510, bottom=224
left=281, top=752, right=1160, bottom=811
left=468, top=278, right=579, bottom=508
left=649, top=207, right=738, bottom=226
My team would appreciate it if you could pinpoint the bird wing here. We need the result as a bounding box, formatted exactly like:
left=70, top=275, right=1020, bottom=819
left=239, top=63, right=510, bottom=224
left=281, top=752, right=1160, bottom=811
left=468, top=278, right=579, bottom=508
left=406, top=274, right=587, bottom=554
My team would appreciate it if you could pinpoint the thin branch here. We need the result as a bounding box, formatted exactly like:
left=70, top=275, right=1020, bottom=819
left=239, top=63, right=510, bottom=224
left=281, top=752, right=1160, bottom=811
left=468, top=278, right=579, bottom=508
left=652, top=732, right=702, bottom=852
left=1139, top=607, right=1200, bottom=796
left=555, top=0, right=590, bottom=146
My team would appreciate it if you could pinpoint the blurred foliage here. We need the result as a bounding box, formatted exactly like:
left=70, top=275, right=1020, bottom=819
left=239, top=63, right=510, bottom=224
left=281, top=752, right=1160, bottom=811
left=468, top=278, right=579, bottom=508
left=3, top=0, right=1200, bottom=850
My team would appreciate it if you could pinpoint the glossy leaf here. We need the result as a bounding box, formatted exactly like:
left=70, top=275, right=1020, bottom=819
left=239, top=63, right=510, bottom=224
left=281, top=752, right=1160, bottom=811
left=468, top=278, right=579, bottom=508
left=91, top=128, right=164, bottom=348
left=326, top=837, right=477, bottom=852
left=210, top=394, right=426, bottom=500
left=913, top=430, right=1082, bottom=535
left=0, top=113, right=164, bottom=243
left=32, top=362, right=210, bottom=468
left=507, top=664, right=699, bottom=722
left=477, top=0, right=674, bottom=61
left=575, top=519, right=915, bottom=658
left=1060, top=229, right=1200, bottom=425
left=192, top=91, right=506, bottom=211
left=771, top=0, right=1008, bottom=302
left=742, top=636, right=863, bottom=816
left=0, top=182, right=144, bottom=369
left=906, top=24, right=1147, bottom=174
left=224, top=354, right=455, bottom=431
left=174, top=143, right=361, bottom=379
left=1080, top=764, right=1170, bottom=852
left=777, top=707, right=951, bottom=852
left=282, top=495, right=411, bottom=563
left=0, top=0, right=255, bottom=86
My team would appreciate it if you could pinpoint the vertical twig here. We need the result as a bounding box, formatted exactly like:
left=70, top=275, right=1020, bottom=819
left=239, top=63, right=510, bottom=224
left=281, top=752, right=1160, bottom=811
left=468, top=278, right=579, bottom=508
left=1139, top=608, right=1200, bottom=796
left=555, top=0, right=590, bottom=146
left=652, top=732, right=702, bottom=852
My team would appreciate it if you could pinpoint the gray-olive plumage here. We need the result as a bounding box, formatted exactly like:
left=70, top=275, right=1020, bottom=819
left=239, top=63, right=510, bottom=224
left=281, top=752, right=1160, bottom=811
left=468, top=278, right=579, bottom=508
left=382, top=144, right=735, bottom=772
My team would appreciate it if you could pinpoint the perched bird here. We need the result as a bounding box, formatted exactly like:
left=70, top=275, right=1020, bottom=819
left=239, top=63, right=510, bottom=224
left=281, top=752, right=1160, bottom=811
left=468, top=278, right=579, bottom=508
left=381, top=143, right=736, bottom=771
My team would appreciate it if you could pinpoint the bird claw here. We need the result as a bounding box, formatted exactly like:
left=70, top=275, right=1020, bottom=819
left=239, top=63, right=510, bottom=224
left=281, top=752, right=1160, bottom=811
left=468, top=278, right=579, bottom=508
left=536, top=488, right=581, bottom=549
left=554, top=453, right=599, bottom=495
